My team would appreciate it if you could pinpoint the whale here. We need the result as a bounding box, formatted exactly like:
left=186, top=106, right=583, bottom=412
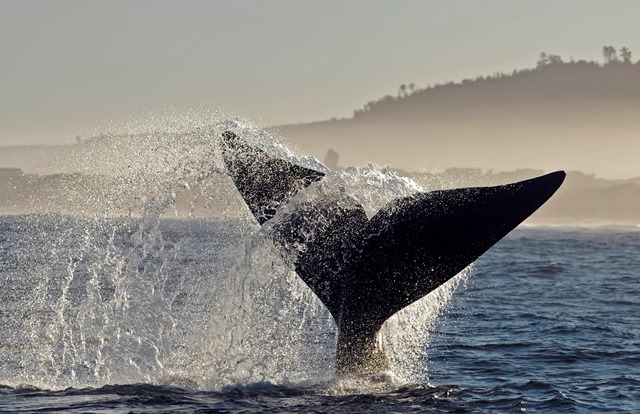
left=219, top=131, right=565, bottom=375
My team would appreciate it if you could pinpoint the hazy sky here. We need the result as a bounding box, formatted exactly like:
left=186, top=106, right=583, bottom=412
left=2, top=0, right=640, bottom=145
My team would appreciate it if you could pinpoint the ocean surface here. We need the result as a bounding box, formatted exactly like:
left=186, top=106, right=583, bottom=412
left=0, top=215, right=638, bottom=413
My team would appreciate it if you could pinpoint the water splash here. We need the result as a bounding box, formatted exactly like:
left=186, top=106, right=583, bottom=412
left=0, top=111, right=464, bottom=390
left=383, top=268, right=471, bottom=383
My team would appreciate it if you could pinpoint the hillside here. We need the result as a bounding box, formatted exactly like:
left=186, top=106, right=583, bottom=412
left=275, top=52, right=640, bottom=179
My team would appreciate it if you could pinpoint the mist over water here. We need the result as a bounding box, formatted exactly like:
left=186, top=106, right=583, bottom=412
left=0, top=112, right=464, bottom=391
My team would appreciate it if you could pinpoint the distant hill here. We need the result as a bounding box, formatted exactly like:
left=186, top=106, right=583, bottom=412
left=2, top=49, right=640, bottom=225
left=274, top=52, right=640, bottom=179
left=3, top=50, right=639, bottom=178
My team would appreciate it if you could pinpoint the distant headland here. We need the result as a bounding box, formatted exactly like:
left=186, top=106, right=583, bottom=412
left=273, top=46, right=640, bottom=179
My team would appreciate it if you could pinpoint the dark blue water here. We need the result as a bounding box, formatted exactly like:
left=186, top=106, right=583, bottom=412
left=428, top=228, right=640, bottom=413
left=1, top=216, right=638, bottom=413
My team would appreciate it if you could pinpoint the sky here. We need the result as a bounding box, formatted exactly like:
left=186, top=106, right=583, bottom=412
left=2, top=0, right=640, bottom=146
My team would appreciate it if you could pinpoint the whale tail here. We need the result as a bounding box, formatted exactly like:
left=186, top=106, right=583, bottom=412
left=220, top=131, right=565, bottom=374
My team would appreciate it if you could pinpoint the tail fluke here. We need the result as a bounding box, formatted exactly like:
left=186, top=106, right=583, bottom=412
left=219, top=131, right=565, bottom=375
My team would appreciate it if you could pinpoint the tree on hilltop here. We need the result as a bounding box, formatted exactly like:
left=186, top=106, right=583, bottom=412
left=537, top=52, right=563, bottom=68
left=620, top=47, right=632, bottom=63
left=603, top=46, right=618, bottom=64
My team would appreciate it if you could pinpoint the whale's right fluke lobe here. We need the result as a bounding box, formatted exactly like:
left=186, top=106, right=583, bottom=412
left=351, top=172, right=567, bottom=326
left=219, top=130, right=565, bottom=375
left=332, top=171, right=565, bottom=372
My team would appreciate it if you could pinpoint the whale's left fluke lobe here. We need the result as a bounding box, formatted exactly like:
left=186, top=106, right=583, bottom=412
left=220, top=131, right=324, bottom=224
left=219, top=130, right=565, bottom=375
left=220, top=131, right=365, bottom=319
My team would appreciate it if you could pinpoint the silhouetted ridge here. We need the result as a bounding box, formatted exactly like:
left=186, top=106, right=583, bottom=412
left=353, top=53, right=640, bottom=120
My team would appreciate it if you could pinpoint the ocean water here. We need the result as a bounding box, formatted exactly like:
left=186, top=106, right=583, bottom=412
left=0, top=119, right=639, bottom=412
left=1, top=216, right=638, bottom=413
